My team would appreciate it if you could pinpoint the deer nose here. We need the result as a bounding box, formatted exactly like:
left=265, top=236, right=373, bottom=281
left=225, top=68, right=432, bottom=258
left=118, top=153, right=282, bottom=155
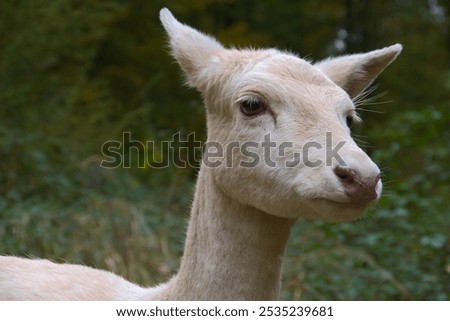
left=333, top=166, right=380, bottom=204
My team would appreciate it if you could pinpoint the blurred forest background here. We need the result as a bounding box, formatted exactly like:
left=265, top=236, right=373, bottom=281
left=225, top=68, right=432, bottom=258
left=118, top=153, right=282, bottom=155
left=1, top=0, right=449, bottom=300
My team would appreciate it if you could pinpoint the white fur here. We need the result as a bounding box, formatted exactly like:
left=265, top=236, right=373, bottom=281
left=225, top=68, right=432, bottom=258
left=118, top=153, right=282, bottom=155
left=0, top=8, right=402, bottom=300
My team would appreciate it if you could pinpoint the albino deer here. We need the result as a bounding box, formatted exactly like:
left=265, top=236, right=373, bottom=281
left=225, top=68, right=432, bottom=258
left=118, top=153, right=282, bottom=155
left=0, top=8, right=402, bottom=300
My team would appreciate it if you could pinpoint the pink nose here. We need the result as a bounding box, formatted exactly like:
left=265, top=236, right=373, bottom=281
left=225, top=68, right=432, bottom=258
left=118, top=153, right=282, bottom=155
left=333, top=166, right=380, bottom=204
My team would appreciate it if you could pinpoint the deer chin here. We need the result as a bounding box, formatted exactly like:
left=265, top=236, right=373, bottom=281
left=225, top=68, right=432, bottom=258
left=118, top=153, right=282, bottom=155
left=303, top=197, right=375, bottom=222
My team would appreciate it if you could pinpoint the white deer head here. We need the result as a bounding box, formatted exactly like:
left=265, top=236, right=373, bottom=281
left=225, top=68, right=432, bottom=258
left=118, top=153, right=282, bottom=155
left=160, top=8, right=402, bottom=222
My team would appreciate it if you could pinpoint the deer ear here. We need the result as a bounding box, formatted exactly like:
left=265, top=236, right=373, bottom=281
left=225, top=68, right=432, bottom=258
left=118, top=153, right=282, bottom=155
left=159, top=8, right=224, bottom=90
left=315, top=44, right=402, bottom=98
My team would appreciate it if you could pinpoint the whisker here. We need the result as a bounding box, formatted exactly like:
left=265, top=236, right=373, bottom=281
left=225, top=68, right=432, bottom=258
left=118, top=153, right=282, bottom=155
left=353, top=141, right=371, bottom=148
left=359, top=100, right=392, bottom=106
left=357, top=108, right=386, bottom=114
left=354, top=87, right=390, bottom=110
left=353, top=85, right=380, bottom=105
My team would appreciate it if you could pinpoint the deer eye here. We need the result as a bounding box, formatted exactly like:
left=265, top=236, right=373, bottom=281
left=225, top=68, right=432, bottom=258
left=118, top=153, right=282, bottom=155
left=345, top=111, right=361, bottom=128
left=346, top=115, right=354, bottom=128
left=239, top=96, right=267, bottom=116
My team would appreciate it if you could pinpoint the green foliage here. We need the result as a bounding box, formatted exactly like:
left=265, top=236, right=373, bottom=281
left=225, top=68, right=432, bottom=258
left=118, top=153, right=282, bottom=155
left=1, top=0, right=448, bottom=300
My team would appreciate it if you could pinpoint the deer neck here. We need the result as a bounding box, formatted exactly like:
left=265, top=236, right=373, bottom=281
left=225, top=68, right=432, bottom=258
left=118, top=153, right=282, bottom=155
left=164, top=166, right=295, bottom=300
